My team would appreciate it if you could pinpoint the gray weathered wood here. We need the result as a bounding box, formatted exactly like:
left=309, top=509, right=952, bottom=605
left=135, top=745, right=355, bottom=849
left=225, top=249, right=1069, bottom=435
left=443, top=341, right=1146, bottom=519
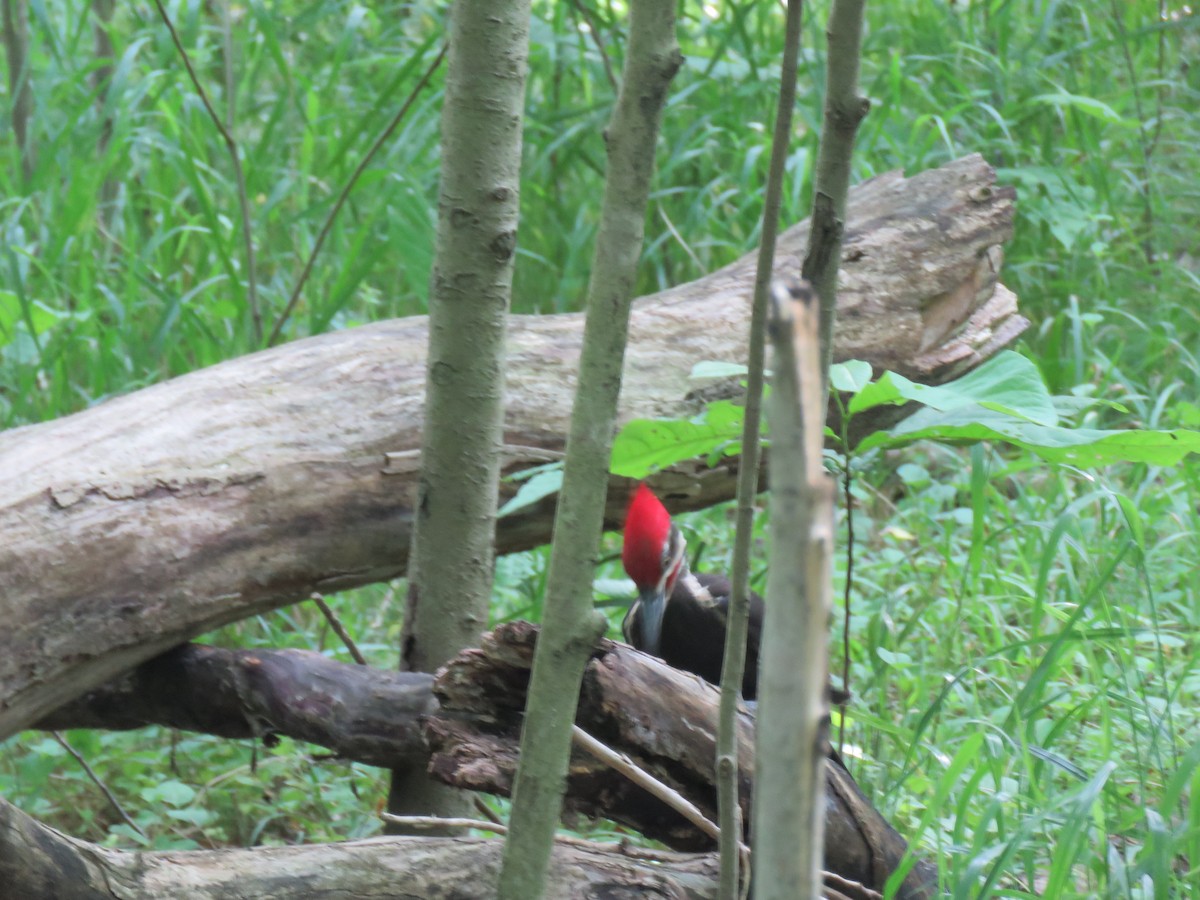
left=427, top=622, right=938, bottom=899
left=31, top=626, right=927, bottom=896
left=33, top=643, right=435, bottom=767
left=0, top=797, right=723, bottom=899
left=0, top=154, right=1019, bottom=740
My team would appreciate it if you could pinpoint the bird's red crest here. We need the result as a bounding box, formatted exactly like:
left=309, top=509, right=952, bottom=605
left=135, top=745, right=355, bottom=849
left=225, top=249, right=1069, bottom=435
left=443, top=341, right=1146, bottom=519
left=622, top=483, right=672, bottom=587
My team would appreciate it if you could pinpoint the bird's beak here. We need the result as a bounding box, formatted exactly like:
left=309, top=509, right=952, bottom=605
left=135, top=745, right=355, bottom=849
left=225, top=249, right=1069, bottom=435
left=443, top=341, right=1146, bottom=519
left=637, top=587, right=666, bottom=655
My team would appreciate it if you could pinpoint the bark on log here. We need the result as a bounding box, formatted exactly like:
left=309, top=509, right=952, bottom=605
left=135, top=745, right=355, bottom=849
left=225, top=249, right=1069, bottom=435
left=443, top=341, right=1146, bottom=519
left=33, top=643, right=435, bottom=768
left=0, top=154, right=1020, bottom=740
left=0, top=797, right=724, bottom=899
left=30, top=628, right=931, bottom=897
left=426, top=623, right=937, bottom=900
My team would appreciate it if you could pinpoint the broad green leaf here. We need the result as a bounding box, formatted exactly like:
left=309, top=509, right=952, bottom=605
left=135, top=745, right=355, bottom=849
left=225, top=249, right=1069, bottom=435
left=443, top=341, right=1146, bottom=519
left=830, top=359, right=872, bottom=393
left=848, top=351, right=1057, bottom=426
left=497, top=468, right=563, bottom=518
left=860, top=405, right=1200, bottom=467
left=144, top=780, right=196, bottom=807
left=610, top=400, right=745, bottom=478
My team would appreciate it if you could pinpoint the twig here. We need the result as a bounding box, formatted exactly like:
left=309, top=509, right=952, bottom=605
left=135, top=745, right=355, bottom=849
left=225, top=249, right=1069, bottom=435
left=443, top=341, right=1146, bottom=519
left=311, top=593, right=367, bottom=665
left=570, top=725, right=746, bottom=853
left=381, top=814, right=507, bottom=834
left=717, top=2, right=805, bottom=898
left=268, top=45, right=447, bottom=346
left=840, top=452, right=853, bottom=754
left=474, top=796, right=504, bottom=825
left=382, top=811, right=734, bottom=862
left=52, top=731, right=146, bottom=838
left=153, top=0, right=261, bottom=342
left=567, top=0, right=619, bottom=91
left=823, top=870, right=882, bottom=900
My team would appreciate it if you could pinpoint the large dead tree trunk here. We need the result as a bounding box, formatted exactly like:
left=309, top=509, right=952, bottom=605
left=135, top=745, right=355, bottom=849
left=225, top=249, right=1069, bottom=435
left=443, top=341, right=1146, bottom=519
left=33, top=626, right=938, bottom=898
left=0, top=154, right=1019, bottom=740
left=0, top=798, right=726, bottom=899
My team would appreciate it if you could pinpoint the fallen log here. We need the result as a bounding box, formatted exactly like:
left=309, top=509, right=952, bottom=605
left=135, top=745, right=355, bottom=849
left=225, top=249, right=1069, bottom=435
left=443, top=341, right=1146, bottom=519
left=33, top=643, right=435, bottom=768
left=426, top=622, right=938, bottom=899
left=0, top=154, right=1019, bottom=739
left=0, top=798, right=726, bottom=899
left=31, top=626, right=938, bottom=896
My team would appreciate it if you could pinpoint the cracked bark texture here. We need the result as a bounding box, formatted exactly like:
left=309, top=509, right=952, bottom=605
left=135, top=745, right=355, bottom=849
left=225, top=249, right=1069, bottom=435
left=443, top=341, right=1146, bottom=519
left=0, top=155, right=1020, bottom=740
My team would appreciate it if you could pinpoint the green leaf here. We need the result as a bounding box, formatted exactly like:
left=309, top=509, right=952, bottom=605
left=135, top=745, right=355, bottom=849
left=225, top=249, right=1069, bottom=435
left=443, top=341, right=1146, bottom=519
left=497, top=468, right=562, bottom=518
left=144, top=780, right=196, bottom=807
left=166, top=806, right=214, bottom=826
left=829, top=359, right=873, bottom=393
left=860, top=406, right=1200, bottom=467
left=610, top=400, right=745, bottom=478
left=1030, top=91, right=1132, bottom=126
left=849, top=352, right=1057, bottom=426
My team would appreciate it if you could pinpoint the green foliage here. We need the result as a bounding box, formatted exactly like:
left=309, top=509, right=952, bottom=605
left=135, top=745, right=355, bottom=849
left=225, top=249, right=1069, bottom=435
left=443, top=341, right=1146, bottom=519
left=2, top=0, right=1199, bottom=895
left=608, top=351, right=1200, bottom=477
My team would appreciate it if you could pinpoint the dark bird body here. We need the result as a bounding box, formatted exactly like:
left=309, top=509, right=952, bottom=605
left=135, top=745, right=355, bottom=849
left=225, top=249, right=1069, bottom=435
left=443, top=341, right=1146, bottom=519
left=620, top=484, right=847, bottom=706
left=620, top=483, right=765, bottom=700
left=623, top=568, right=765, bottom=700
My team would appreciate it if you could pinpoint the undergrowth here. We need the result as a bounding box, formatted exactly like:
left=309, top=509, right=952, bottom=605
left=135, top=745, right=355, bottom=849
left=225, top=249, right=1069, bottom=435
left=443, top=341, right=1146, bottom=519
left=2, top=0, right=1199, bottom=895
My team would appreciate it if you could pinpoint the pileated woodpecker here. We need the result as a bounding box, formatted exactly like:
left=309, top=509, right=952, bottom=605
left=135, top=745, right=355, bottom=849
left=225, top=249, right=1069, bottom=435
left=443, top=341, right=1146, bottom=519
left=621, top=484, right=849, bottom=706
left=621, top=483, right=764, bottom=700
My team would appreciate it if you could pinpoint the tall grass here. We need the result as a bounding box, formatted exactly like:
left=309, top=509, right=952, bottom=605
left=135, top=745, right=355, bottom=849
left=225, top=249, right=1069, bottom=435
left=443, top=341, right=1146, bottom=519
left=2, top=0, right=1199, bottom=893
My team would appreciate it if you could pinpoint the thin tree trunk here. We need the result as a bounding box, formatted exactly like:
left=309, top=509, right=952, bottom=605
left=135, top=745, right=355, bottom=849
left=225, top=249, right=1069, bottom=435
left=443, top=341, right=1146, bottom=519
left=757, top=2, right=870, bottom=894
left=803, top=0, right=870, bottom=380
left=756, top=282, right=836, bottom=898
left=497, top=2, right=681, bottom=895
left=2, top=0, right=33, bottom=181
left=389, top=0, right=533, bottom=822
left=716, top=2, right=804, bottom=896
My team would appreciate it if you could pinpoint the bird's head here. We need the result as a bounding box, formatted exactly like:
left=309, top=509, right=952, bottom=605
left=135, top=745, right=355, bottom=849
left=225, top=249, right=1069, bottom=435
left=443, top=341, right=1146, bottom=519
left=622, top=484, right=687, bottom=654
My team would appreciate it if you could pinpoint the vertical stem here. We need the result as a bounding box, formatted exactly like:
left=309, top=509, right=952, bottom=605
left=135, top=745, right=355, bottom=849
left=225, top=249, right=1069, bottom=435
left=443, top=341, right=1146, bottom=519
left=496, top=2, right=680, bottom=897
left=387, top=0, right=532, bottom=821
left=801, top=0, right=870, bottom=383
left=2, top=0, right=34, bottom=182
left=755, top=280, right=834, bottom=900
left=757, top=1, right=868, bottom=895
left=716, top=2, right=804, bottom=897
left=93, top=0, right=117, bottom=230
